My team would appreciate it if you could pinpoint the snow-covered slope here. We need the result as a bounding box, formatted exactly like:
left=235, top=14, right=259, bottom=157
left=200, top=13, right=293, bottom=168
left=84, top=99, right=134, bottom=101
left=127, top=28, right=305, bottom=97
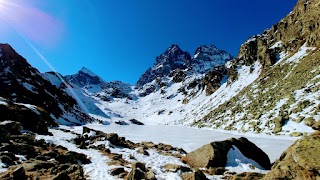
left=42, top=72, right=121, bottom=123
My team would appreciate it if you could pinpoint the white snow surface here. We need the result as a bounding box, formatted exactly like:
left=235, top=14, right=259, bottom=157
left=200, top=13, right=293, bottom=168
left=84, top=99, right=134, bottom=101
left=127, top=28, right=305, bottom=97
left=226, top=146, right=267, bottom=174
left=286, top=43, right=316, bottom=63
left=70, top=124, right=295, bottom=163
left=0, top=162, right=7, bottom=174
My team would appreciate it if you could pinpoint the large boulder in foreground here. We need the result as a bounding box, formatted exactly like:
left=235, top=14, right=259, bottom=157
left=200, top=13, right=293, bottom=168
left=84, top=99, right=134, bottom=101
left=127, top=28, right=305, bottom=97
left=263, top=131, right=320, bottom=179
left=185, top=137, right=271, bottom=170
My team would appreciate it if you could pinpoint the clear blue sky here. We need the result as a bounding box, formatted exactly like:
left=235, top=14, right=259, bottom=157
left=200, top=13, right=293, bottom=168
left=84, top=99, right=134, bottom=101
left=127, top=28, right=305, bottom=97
left=0, top=0, right=297, bottom=84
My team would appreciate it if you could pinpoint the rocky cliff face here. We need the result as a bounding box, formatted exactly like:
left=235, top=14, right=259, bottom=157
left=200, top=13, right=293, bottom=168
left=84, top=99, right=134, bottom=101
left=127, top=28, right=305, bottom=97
left=0, top=44, right=94, bottom=126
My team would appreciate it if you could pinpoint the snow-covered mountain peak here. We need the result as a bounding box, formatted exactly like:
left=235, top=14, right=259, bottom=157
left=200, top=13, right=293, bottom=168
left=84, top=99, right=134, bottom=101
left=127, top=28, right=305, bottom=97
left=153, top=44, right=191, bottom=69
left=136, top=44, right=191, bottom=87
left=79, top=67, right=98, bottom=77
left=65, top=67, right=107, bottom=94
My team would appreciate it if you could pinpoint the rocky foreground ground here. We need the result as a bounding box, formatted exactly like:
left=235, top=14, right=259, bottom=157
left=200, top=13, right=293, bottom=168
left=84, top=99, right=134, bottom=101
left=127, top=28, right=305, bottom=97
left=0, top=121, right=319, bottom=179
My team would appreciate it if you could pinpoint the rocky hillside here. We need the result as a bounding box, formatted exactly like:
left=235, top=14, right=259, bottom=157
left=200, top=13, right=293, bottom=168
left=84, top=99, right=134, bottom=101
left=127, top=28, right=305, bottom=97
left=0, top=44, right=94, bottom=127
left=190, top=0, right=320, bottom=135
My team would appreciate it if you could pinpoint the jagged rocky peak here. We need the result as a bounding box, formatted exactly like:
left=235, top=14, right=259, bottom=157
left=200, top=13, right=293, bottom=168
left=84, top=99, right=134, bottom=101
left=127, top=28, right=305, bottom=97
left=191, top=44, right=233, bottom=73
left=136, top=44, right=233, bottom=88
left=136, top=44, right=191, bottom=87
left=65, top=67, right=106, bottom=93
left=79, top=67, right=98, bottom=77
left=154, top=44, right=191, bottom=67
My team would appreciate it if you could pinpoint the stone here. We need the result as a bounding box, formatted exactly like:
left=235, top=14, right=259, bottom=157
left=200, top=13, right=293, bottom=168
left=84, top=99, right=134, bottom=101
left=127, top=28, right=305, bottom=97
left=312, top=120, right=320, bottom=130
left=127, top=162, right=146, bottom=180
left=145, top=170, right=156, bottom=180
left=129, top=119, right=144, bottom=125
left=162, top=164, right=192, bottom=173
left=115, top=120, right=129, bottom=125
left=53, top=172, right=71, bottom=180
left=137, top=147, right=150, bottom=156
left=13, top=167, right=26, bottom=180
left=110, top=167, right=126, bottom=176
left=0, top=155, right=15, bottom=166
left=230, top=172, right=265, bottom=180
left=0, top=121, right=21, bottom=135
left=289, top=132, right=303, bottom=137
left=181, top=170, right=208, bottom=180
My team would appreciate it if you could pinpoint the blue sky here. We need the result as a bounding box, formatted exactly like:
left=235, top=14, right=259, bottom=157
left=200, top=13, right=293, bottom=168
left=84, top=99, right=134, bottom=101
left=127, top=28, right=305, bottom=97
left=0, top=0, right=297, bottom=84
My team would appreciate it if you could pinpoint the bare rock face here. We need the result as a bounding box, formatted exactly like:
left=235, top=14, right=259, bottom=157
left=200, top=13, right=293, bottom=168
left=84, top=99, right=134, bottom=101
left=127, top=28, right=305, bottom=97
left=263, top=131, right=320, bottom=179
left=201, top=67, right=226, bottom=95
left=185, top=137, right=271, bottom=170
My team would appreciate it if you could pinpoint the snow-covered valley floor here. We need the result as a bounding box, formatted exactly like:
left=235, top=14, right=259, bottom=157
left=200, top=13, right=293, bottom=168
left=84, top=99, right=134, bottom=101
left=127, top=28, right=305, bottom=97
left=37, top=124, right=298, bottom=180
left=73, top=124, right=296, bottom=162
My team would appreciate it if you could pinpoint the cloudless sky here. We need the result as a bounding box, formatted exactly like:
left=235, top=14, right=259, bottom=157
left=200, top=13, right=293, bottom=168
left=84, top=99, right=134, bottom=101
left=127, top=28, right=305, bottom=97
left=0, top=0, right=297, bottom=84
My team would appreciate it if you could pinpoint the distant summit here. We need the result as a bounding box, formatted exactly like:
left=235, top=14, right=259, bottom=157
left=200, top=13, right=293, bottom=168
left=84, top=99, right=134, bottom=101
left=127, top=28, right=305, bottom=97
left=65, top=67, right=107, bottom=94
left=136, top=44, right=191, bottom=87
left=136, top=44, right=232, bottom=88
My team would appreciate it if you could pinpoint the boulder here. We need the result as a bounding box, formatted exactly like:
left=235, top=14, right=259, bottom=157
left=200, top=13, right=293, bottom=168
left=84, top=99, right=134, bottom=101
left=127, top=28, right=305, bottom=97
left=312, top=120, right=320, bottom=130
left=263, top=131, right=320, bottom=179
left=162, top=164, right=192, bottom=173
left=52, top=172, right=71, bottom=180
left=181, top=170, right=208, bottom=180
left=110, top=167, right=126, bottom=176
left=0, top=129, right=10, bottom=143
left=129, top=119, right=144, bottom=125
left=13, top=167, right=26, bottom=180
left=115, top=120, right=129, bottom=125
left=127, top=162, right=146, bottom=180
left=0, top=121, right=21, bottom=135
left=145, top=170, right=156, bottom=180
left=185, top=137, right=271, bottom=170
left=137, top=147, right=150, bottom=156
left=230, top=172, right=265, bottom=180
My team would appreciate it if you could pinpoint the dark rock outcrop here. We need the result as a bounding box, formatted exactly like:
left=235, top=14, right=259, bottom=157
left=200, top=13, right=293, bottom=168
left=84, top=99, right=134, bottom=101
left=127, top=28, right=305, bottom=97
left=201, top=67, right=226, bottom=95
